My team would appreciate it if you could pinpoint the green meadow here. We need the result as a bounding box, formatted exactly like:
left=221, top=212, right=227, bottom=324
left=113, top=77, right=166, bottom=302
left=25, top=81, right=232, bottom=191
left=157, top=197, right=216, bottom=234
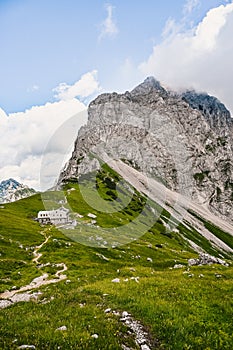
left=0, top=166, right=232, bottom=349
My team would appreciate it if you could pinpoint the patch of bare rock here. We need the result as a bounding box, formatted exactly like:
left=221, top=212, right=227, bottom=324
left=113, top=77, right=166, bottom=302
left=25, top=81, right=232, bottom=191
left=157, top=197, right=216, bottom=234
left=188, top=253, right=229, bottom=267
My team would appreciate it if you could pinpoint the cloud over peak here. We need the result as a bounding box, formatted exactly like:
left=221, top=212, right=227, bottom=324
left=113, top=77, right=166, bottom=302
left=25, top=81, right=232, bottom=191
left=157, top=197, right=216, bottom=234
left=140, top=2, right=233, bottom=114
left=53, top=70, right=100, bottom=101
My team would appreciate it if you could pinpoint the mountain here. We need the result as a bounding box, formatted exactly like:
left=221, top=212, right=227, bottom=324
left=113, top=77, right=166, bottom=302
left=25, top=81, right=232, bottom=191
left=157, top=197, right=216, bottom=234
left=1, top=78, right=233, bottom=349
left=59, top=77, right=233, bottom=223
left=0, top=178, right=36, bottom=204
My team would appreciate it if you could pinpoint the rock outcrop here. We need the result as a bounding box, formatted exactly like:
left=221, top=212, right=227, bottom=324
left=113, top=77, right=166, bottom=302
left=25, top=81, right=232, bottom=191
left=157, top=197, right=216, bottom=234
left=58, top=77, right=233, bottom=222
left=188, top=253, right=229, bottom=267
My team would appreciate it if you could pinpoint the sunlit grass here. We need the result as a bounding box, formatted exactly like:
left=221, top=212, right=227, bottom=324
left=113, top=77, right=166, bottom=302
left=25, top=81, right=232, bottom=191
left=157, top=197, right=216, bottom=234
left=0, top=165, right=232, bottom=349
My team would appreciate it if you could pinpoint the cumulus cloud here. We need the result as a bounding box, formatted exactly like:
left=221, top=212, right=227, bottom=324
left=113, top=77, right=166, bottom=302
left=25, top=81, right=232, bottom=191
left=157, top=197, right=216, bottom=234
left=0, top=70, right=102, bottom=190
left=53, top=70, right=100, bottom=101
left=99, top=3, right=118, bottom=40
left=0, top=99, right=87, bottom=190
left=0, top=108, right=8, bottom=126
left=0, top=157, right=42, bottom=190
left=162, top=18, right=181, bottom=38
left=140, top=2, right=233, bottom=114
left=162, top=0, right=200, bottom=39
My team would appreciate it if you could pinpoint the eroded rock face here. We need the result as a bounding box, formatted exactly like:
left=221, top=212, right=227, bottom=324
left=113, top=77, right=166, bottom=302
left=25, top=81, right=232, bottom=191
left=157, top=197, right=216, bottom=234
left=59, top=77, right=233, bottom=222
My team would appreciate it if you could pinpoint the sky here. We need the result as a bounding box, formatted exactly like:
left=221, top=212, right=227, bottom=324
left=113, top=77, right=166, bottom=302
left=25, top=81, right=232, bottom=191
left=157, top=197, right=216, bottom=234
left=0, top=0, right=233, bottom=189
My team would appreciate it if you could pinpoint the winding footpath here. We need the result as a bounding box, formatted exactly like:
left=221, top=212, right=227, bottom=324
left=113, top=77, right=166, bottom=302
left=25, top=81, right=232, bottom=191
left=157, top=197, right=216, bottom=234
left=32, top=230, right=51, bottom=265
left=0, top=228, right=68, bottom=309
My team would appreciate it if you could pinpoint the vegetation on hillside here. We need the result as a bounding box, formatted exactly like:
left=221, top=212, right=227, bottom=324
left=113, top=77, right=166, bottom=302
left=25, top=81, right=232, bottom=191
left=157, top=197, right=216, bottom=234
left=0, top=165, right=232, bottom=349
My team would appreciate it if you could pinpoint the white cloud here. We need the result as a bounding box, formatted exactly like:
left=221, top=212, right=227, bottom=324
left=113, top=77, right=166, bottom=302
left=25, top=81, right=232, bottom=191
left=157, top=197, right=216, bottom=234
left=0, top=108, right=8, bottom=126
left=0, top=70, right=101, bottom=190
left=99, top=3, right=118, bottom=40
left=183, top=0, right=200, bottom=16
left=0, top=99, right=87, bottom=190
left=0, top=157, right=42, bottom=190
left=53, top=70, right=100, bottom=101
left=162, top=17, right=182, bottom=39
left=139, top=2, right=233, bottom=114
left=162, top=0, right=200, bottom=40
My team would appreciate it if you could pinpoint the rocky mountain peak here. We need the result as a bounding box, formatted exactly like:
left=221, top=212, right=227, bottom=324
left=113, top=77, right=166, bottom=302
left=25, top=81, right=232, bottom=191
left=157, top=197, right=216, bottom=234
left=0, top=178, right=20, bottom=190
left=129, top=77, right=169, bottom=103
left=89, top=77, right=168, bottom=109
left=0, top=178, right=36, bottom=204
left=130, top=76, right=166, bottom=95
left=59, top=77, right=233, bottom=223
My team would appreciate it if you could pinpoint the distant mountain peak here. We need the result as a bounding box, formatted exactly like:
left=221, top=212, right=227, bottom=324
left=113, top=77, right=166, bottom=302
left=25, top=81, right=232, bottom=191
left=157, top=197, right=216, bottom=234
left=0, top=178, right=36, bottom=204
left=1, top=178, right=20, bottom=189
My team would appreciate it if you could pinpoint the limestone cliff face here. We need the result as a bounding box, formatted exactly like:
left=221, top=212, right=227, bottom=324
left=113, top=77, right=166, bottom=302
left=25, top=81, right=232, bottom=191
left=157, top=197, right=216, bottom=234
left=59, top=77, right=233, bottom=222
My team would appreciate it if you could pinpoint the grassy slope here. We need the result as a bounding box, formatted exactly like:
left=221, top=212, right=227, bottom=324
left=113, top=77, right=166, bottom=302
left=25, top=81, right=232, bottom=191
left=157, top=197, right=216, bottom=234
left=0, top=166, right=233, bottom=349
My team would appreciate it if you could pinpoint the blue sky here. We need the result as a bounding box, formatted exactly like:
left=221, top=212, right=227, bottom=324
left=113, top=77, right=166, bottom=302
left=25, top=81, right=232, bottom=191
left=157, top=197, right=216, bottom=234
left=0, top=0, right=233, bottom=188
left=0, top=0, right=229, bottom=113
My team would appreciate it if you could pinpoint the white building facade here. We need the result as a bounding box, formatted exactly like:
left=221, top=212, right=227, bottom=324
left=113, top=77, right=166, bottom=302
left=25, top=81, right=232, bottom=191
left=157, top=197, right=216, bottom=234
left=37, top=207, right=70, bottom=225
